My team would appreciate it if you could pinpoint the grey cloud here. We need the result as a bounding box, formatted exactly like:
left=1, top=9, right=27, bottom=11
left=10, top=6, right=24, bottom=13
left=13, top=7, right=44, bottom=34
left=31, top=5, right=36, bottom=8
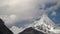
left=0, top=0, right=59, bottom=28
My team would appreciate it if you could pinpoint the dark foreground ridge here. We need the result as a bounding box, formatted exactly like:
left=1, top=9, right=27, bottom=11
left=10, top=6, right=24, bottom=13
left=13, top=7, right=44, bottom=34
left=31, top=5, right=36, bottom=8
left=19, top=27, right=45, bottom=34
left=0, top=19, right=13, bottom=34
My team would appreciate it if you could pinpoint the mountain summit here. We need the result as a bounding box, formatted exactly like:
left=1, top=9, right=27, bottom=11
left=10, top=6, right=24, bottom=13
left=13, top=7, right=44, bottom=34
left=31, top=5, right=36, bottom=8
left=33, top=14, right=55, bottom=33
left=18, top=14, right=56, bottom=34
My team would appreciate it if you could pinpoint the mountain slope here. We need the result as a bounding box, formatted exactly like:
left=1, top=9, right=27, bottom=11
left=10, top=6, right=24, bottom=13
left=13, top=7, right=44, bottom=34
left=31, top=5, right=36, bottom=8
left=19, top=27, right=45, bottom=34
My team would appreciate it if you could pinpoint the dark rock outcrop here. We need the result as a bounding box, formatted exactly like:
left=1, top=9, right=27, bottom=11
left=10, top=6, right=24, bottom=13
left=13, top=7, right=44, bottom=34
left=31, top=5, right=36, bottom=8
left=19, top=27, right=45, bottom=34
left=0, top=19, right=13, bottom=34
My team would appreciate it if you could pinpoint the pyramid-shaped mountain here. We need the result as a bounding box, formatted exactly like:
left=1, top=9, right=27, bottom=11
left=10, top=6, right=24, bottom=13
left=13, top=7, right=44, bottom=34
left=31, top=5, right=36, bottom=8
left=19, top=14, right=56, bottom=34
left=32, top=14, right=55, bottom=33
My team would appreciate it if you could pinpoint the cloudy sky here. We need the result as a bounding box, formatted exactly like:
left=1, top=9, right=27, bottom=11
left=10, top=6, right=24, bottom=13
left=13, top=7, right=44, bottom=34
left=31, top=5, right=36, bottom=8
left=0, top=0, right=60, bottom=28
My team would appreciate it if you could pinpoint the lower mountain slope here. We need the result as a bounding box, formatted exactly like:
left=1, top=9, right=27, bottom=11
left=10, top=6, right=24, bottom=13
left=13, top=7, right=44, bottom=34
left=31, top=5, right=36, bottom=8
left=19, top=27, right=46, bottom=34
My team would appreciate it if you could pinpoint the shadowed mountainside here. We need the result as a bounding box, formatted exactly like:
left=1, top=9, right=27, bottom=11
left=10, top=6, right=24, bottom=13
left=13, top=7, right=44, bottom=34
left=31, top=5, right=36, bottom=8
left=19, top=27, right=45, bottom=34
left=0, top=19, right=13, bottom=34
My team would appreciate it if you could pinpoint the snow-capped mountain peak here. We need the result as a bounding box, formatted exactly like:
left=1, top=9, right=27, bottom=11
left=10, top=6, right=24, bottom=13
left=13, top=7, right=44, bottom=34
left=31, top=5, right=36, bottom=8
left=31, top=14, right=56, bottom=33
left=34, top=14, right=55, bottom=27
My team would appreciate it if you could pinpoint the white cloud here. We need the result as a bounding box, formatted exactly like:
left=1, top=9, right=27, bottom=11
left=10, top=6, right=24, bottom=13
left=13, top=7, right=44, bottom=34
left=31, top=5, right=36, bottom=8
left=45, top=0, right=60, bottom=16
left=51, top=11, right=56, bottom=16
left=0, top=15, right=17, bottom=27
left=9, top=15, right=17, bottom=20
